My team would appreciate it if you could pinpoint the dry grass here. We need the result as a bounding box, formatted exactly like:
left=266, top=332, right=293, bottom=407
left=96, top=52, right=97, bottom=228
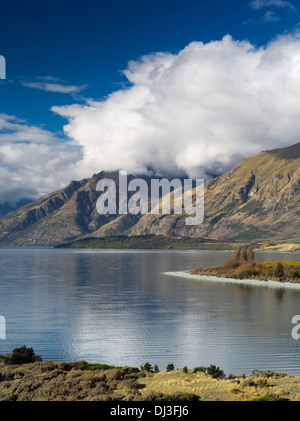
left=260, top=243, right=300, bottom=253
left=138, top=369, right=300, bottom=401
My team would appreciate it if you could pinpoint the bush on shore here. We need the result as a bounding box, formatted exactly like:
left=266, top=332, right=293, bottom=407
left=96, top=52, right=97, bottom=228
left=0, top=346, right=42, bottom=365
left=193, top=364, right=225, bottom=379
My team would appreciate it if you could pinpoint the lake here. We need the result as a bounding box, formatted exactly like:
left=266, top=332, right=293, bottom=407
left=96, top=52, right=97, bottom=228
left=0, top=247, right=300, bottom=376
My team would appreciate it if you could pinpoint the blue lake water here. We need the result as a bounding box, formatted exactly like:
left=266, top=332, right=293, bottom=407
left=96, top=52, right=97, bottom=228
left=0, top=247, right=300, bottom=376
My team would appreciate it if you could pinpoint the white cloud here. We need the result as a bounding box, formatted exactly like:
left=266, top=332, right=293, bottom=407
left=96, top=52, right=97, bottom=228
left=51, top=33, right=300, bottom=182
left=21, top=76, right=87, bottom=95
left=250, top=0, right=296, bottom=10
left=0, top=114, right=82, bottom=203
left=3, top=33, right=300, bottom=205
left=261, top=10, right=281, bottom=22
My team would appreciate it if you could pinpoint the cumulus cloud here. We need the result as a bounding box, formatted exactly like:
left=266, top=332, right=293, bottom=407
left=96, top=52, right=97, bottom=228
left=52, top=33, right=300, bottom=181
left=0, top=114, right=82, bottom=203
left=2, top=33, right=300, bottom=204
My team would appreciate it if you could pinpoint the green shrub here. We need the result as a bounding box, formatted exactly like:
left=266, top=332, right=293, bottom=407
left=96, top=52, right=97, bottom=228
left=138, top=372, right=147, bottom=378
left=251, top=393, right=280, bottom=401
left=3, top=346, right=42, bottom=365
left=140, top=362, right=153, bottom=372
left=241, top=379, right=256, bottom=388
left=78, top=361, right=118, bottom=371
left=154, top=364, right=160, bottom=373
left=206, top=364, right=225, bottom=379
left=78, top=361, right=139, bottom=372
left=273, top=262, right=284, bottom=278
left=172, top=392, right=200, bottom=401
left=155, top=392, right=200, bottom=401
left=256, top=378, right=268, bottom=387
left=166, top=363, right=174, bottom=372
left=193, top=366, right=207, bottom=374
left=289, top=270, right=300, bottom=279
left=230, top=387, right=241, bottom=395
left=193, top=364, right=225, bottom=379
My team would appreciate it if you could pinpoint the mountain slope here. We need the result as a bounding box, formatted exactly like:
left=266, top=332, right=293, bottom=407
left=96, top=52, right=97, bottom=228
left=0, top=143, right=299, bottom=245
left=0, top=172, right=149, bottom=246
left=127, top=142, right=300, bottom=240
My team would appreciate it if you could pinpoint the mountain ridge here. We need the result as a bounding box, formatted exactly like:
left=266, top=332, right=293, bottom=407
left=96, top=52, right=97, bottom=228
left=0, top=142, right=299, bottom=246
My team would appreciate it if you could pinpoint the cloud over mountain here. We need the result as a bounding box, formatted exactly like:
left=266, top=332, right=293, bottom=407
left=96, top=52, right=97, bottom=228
left=52, top=33, right=300, bottom=181
left=0, top=114, right=81, bottom=203
left=2, top=33, right=300, bottom=204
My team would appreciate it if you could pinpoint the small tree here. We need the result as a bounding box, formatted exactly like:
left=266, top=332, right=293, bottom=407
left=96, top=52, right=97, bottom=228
left=206, top=364, right=225, bottom=379
left=154, top=364, right=160, bottom=373
left=193, top=366, right=206, bottom=374
left=232, top=246, right=241, bottom=262
left=290, top=270, right=300, bottom=279
left=140, top=362, right=153, bottom=372
left=247, top=245, right=255, bottom=262
left=166, top=363, right=174, bottom=372
left=274, top=262, right=284, bottom=279
left=241, top=246, right=248, bottom=262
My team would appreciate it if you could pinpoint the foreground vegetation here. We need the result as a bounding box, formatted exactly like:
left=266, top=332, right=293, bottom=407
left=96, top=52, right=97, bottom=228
left=0, top=347, right=299, bottom=401
left=192, top=245, right=300, bottom=283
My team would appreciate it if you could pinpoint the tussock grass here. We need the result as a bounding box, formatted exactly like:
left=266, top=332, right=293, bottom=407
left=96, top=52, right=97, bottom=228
left=138, top=369, right=300, bottom=401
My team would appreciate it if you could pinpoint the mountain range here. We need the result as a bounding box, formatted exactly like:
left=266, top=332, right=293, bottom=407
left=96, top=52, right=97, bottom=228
left=0, top=142, right=299, bottom=246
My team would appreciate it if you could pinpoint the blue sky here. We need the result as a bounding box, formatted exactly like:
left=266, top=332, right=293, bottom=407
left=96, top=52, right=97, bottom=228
left=1, top=0, right=299, bottom=131
left=1, top=0, right=300, bottom=203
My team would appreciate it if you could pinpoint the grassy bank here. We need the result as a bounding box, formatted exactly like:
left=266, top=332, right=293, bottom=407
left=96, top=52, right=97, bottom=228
left=0, top=347, right=299, bottom=401
left=0, top=359, right=299, bottom=401
left=140, top=369, right=300, bottom=401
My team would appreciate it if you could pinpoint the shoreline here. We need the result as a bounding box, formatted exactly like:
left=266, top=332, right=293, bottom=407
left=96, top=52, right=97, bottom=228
left=165, top=271, right=300, bottom=289
left=53, top=235, right=300, bottom=253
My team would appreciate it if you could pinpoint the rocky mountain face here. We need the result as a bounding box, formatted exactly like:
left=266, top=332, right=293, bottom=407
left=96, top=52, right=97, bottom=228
left=0, top=172, right=154, bottom=246
left=0, top=143, right=299, bottom=245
